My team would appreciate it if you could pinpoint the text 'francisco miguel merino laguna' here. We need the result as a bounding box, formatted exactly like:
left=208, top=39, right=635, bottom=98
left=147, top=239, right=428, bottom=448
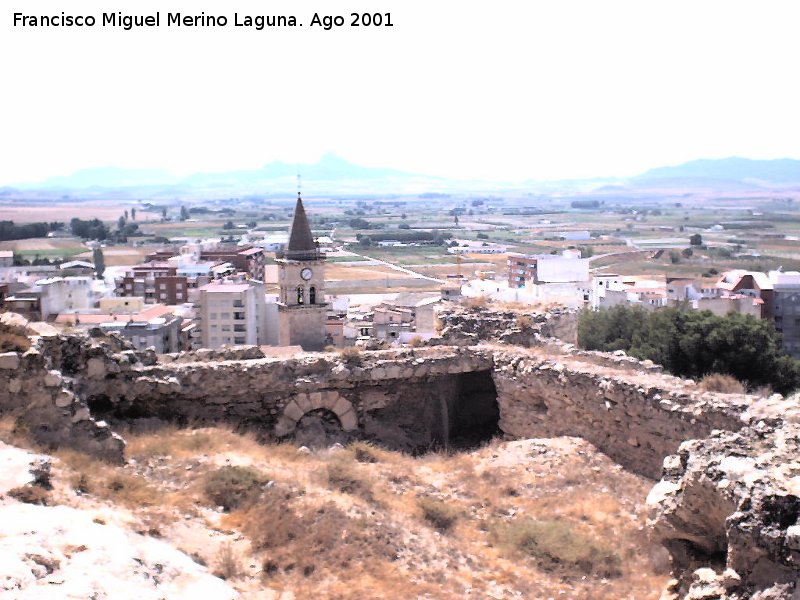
left=12, top=12, right=394, bottom=31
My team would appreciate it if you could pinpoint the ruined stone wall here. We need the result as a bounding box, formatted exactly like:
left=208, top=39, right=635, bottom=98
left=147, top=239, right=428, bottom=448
left=5, top=323, right=800, bottom=598
left=436, top=306, right=577, bottom=346
left=491, top=350, right=750, bottom=479
left=648, top=411, right=800, bottom=599
left=0, top=346, right=124, bottom=462
left=73, top=346, right=494, bottom=452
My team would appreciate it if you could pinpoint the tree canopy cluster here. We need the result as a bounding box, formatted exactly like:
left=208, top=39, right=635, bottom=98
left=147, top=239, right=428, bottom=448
left=578, top=305, right=799, bottom=394
left=0, top=221, right=63, bottom=241
left=70, top=218, right=110, bottom=240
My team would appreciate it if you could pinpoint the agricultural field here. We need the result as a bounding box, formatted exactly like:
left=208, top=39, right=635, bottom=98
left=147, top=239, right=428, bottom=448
left=2, top=189, right=800, bottom=286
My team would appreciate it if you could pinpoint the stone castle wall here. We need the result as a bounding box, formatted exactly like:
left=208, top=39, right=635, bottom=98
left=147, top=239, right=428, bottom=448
left=0, top=345, right=124, bottom=463
left=491, top=350, right=750, bottom=479
left=3, top=319, right=800, bottom=598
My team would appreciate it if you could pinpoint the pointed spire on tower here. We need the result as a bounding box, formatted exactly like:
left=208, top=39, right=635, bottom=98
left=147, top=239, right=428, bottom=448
left=285, top=175, right=318, bottom=260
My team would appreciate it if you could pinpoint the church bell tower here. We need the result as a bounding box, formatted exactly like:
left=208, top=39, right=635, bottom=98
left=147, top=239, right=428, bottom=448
left=276, top=190, right=327, bottom=350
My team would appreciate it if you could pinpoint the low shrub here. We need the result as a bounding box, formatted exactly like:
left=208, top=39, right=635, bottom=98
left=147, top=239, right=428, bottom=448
left=326, top=459, right=372, bottom=501
left=408, top=335, right=425, bottom=347
left=493, top=518, right=621, bottom=578
left=8, top=485, right=49, bottom=505
left=0, top=323, right=31, bottom=352
left=204, top=465, right=268, bottom=511
left=350, top=441, right=380, bottom=464
left=699, top=373, right=746, bottom=394
left=237, top=496, right=397, bottom=578
left=339, top=346, right=362, bottom=366
left=463, top=296, right=488, bottom=309
left=213, top=543, right=240, bottom=580
left=418, top=497, right=459, bottom=532
left=515, top=314, right=534, bottom=329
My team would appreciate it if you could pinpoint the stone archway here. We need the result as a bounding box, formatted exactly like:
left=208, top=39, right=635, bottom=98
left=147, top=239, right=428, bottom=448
left=274, top=390, right=358, bottom=437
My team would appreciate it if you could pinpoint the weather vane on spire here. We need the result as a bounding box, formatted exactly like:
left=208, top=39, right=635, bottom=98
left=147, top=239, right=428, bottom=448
left=297, top=172, right=302, bottom=201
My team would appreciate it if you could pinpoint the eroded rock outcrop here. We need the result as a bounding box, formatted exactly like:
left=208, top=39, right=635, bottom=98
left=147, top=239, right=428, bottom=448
left=649, top=409, right=800, bottom=599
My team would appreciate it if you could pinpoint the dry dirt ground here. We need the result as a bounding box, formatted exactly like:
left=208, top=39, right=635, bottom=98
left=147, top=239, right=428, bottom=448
left=0, top=202, right=133, bottom=224
left=1, top=423, right=670, bottom=599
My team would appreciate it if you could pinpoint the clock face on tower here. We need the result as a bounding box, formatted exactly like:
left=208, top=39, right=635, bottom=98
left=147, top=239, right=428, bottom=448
left=300, top=267, right=313, bottom=281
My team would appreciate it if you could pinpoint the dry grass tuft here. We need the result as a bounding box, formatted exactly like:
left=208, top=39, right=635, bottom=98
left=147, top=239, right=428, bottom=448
left=325, top=457, right=374, bottom=502
left=0, top=322, right=32, bottom=352
left=407, top=335, right=425, bottom=347
left=699, top=373, right=746, bottom=394
left=234, top=491, right=397, bottom=581
left=213, top=543, right=241, bottom=580
left=493, top=517, right=622, bottom=578
left=515, top=314, right=534, bottom=329
left=0, top=415, right=34, bottom=448
left=203, top=465, right=268, bottom=511
left=8, top=485, right=50, bottom=505
left=462, top=295, right=489, bottom=309
left=339, top=346, right=363, bottom=366
left=348, top=441, right=381, bottom=464
left=418, top=496, right=459, bottom=532
left=56, top=449, right=161, bottom=508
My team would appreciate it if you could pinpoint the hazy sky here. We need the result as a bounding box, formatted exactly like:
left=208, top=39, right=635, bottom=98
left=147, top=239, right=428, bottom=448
left=2, top=0, right=799, bottom=185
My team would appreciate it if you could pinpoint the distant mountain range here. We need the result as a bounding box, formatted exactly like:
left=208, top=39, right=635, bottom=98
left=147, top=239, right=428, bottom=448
left=636, top=157, right=800, bottom=185
left=4, top=155, right=800, bottom=198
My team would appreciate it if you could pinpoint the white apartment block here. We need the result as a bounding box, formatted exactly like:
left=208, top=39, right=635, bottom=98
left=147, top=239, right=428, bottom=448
left=38, top=277, right=97, bottom=320
left=196, top=281, right=268, bottom=349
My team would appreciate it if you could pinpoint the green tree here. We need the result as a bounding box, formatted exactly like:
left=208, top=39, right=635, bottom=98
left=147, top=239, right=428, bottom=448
left=690, top=233, right=703, bottom=246
left=131, top=207, right=136, bottom=220
left=180, top=206, right=189, bottom=221
left=92, top=247, right=106, bottom=279
left=578, top=306, right=797, bottom=393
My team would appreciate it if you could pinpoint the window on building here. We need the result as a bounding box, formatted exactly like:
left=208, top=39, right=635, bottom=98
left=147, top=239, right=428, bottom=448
left=296, top=286, right=304, bottom=305
left=309, top=286, right=316, bottom=304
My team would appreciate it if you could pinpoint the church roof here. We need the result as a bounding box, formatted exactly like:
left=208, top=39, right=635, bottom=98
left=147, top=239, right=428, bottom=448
left=284, top=196, right=320, bottom=261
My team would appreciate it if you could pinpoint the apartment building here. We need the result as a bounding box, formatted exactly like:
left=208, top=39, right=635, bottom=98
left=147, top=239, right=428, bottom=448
left=771, top=271, right=800, bottom=358
left=100, top=315, right=183, bottom=354
left=119, top=262, right=191, bottom=305
left=196, top=280, right=268, bottom=348
left=199, top=246, right=266, bottom=280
